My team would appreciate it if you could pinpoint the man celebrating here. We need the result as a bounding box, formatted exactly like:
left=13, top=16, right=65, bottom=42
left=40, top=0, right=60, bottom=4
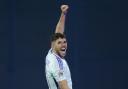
left=45, top=5, right=72, bottom=89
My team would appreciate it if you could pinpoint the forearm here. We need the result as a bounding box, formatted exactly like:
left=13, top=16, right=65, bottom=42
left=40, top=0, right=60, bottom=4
left=55, top=12, right=66, bottom=34
left=59, top=80, right=70, bottom=89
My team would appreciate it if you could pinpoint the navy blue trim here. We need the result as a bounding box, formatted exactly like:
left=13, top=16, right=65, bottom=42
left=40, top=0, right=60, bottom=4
left=50, top=49, right=63, bottom=70
left=55, top=55, right=63, bottom=70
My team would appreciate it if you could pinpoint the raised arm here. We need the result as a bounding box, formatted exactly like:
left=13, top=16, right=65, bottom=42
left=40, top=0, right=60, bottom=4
left=55, top=5, right=69, bottom=34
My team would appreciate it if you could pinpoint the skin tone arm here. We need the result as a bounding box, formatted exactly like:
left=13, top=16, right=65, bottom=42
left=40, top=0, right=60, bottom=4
left=58, top=80, right=70, bottom=89
left=55, top=5, right=69, bottom=34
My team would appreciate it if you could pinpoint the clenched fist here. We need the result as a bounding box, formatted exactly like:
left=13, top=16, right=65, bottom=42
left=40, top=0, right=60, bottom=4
left=61, top=5, right=69, bottom=14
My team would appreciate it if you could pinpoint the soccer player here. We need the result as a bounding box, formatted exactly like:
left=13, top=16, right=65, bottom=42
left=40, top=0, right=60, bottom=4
left=45, top=5, right=72, bottom=89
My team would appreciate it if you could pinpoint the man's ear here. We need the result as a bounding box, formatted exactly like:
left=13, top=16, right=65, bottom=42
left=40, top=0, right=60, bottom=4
left=51, top=41, right=55, bottom=49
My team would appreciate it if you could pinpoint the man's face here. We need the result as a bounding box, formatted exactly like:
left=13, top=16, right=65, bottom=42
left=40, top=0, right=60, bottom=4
left=52, top=38, right=67, bottom=58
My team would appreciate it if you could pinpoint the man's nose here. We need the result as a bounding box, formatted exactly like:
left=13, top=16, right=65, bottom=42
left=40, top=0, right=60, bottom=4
left=62, top=43, right=66, bottom=46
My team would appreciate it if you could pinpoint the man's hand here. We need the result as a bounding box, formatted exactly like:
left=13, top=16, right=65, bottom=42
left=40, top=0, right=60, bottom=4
left=61, top=5, right=69, bottom=14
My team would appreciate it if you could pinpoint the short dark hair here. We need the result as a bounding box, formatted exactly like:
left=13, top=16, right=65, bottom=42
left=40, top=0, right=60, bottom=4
left=51, top=33, right=66, bottom=42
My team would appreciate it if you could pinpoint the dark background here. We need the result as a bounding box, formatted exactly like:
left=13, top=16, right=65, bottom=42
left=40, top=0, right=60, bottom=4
left=0, top=0, right=128, bottom=89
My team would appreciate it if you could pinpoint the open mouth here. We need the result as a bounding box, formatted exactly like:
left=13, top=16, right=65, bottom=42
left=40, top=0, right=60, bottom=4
left=59, top=48, right=66, bottom=57
left=60, top=48, right=66, bottom=52
left=61, top=48, right=66, bottom=51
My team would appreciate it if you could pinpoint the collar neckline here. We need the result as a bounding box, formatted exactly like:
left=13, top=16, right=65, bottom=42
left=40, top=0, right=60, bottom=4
left=51, top=49, right=64, bottom=60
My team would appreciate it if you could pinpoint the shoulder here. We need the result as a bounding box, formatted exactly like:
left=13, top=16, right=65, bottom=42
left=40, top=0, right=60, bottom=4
left=46, top=49, right=57, bottom=64
left=46, top=54, right=56, bottom=62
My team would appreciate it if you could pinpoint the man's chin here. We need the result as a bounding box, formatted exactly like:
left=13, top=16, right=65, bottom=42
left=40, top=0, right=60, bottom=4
left=59, top=52, right=66, bottom=58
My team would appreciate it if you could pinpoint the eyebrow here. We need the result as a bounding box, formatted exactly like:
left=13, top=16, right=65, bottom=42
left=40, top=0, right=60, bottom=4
left=57, top=40, right=67, bottom=43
